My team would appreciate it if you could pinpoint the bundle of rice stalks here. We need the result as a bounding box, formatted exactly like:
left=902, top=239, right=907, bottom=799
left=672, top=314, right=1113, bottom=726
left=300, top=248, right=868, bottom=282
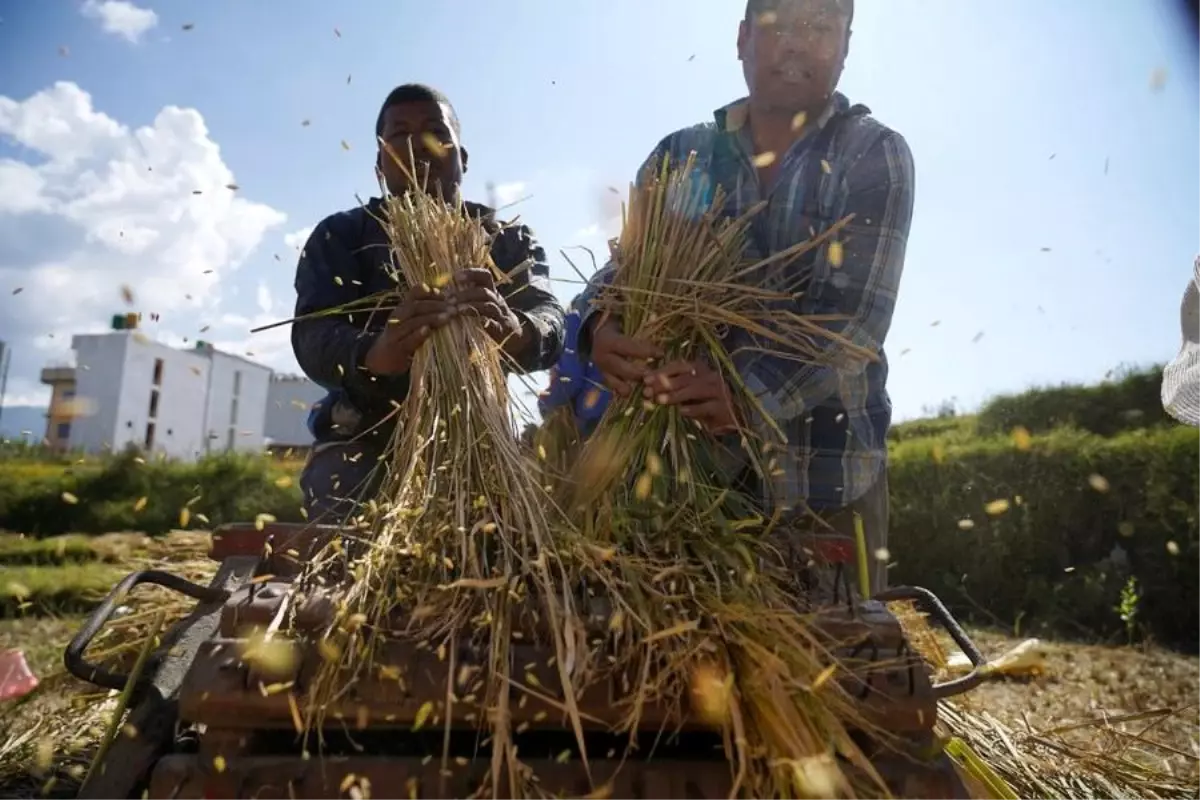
left=290, top=159, right=590, bottom=797
left=548, top=154, right=896, bottom=797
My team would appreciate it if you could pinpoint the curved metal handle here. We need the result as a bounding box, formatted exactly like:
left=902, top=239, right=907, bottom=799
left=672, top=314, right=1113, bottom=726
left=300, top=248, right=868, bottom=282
left=65, top=569, right=229, bottom=691
left=873, top=585, right=987, bottom=700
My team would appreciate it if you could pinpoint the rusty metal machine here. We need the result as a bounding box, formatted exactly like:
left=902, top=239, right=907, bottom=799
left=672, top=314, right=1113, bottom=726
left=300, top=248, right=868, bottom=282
left=64, top=522, right=987, bottom=799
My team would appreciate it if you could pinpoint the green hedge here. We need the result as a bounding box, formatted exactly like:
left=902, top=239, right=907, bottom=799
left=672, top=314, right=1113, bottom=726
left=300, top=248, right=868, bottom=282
left=888, top=415, right=977, bottom=444
left=888, top=424, right=1198, bottom=648
left=975, top=365, right=1171, bottom=438
left=0, top=451, right=304, bottom=537
left=0, top=424, right=1195, bottom=647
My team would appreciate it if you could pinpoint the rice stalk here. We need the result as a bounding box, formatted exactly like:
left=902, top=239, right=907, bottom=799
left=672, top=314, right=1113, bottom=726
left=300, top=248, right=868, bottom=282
left=82, top=610, right=165, bottom=787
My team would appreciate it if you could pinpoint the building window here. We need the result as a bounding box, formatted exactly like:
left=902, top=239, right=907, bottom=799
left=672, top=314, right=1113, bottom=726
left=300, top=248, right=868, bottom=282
left=62, top=389, right=76, bottom=401
left=152, top=358, right=164, bottom=387
left=144, top=422, right=156, bottom=450
left=56, top=422, right=70, bottom=440
left=148, top=389, right=160, bottom=419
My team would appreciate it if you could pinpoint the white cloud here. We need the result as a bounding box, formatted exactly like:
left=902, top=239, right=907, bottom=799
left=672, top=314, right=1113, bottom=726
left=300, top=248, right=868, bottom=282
left=491, top=181, right=528, bottom=208
left=0, top=81, right=287, bottom=406
left=0, top=161, right=50, bottom=214
left=1, top=389, right=52, bottom=407
left=283, top=225, right=313, bottom=251
left=80, top=0, right=159, bottom=43
left=569, top=215, right=622, bottom=260
left=256, top=283, right=273, bottom=315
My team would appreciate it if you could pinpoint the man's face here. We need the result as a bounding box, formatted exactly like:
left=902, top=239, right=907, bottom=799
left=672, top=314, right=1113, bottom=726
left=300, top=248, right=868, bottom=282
left=738, top=0, right=851, bottom=115
left=377, top=100, right=464, bottom=201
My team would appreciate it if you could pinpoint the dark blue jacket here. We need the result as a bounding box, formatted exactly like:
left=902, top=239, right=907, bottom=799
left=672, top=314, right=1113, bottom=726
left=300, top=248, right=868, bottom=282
left=295, top=197, right=564, bottom=446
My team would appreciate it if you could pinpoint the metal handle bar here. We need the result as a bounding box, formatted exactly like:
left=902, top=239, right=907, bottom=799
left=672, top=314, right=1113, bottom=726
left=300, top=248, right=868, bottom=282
left=874, top=585, right=987, bottom=700
left=65, top=569, right=228, bottom=691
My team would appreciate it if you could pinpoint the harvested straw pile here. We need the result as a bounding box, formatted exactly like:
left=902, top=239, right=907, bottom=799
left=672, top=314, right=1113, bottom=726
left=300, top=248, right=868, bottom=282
left=891, top=604, right=1199, bottom=800
left=940, top=703, right=1198, bottom=800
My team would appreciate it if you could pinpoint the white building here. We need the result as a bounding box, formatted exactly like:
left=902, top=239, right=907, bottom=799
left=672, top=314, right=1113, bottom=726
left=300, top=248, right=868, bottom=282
left=72, top=332, right=203, bottom=457
left=199, top=345, right=272, bottom=455
left=42, top=319, right=314, bottom=460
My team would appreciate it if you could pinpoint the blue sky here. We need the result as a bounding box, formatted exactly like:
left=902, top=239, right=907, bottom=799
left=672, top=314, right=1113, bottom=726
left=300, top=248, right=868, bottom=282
left=0, top=0, right=1196, bottom=423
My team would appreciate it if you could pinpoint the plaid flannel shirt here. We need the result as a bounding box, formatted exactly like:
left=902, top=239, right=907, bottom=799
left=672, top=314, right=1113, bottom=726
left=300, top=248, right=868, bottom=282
left=572, top=93, right=914, bottom=512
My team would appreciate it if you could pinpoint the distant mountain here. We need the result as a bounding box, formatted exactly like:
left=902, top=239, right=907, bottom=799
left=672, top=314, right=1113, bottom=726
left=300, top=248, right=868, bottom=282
left=0, top=406, right=48, bottom=442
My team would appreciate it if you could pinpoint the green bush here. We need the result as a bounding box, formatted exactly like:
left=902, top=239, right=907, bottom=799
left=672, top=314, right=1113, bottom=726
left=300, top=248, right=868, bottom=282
left=0, top=563, right=127, bottom=616
left=888, top=424, right=1199, bottom=648
left=0, top=451, right=304, bottom=537
left=975, top=365, right=1171, bottom=438
left=0, top=534, right=95, bottom=565
left=1, top=404, right=1195, bottom=648
left=889, top=415, right=977, bottom=443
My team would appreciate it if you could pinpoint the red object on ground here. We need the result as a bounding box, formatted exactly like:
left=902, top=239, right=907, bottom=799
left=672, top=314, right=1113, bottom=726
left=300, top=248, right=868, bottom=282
left=0, top=649, right=39, bottom=701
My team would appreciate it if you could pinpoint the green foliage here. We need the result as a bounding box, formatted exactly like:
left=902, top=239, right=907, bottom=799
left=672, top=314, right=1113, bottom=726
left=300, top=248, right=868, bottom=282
left=0, top=450, right=304, bottom=537
left=888, top=424, right=1199, bottom=648
left=0, top=563, right=127, bottom=616
left=975, top=364, right=1171, bottom=438
left=889, top=415, right=977, bottom=444
left=1, top=374, right=1195, bottom=649
left=0, top=534, right=95, bottom=565
left=1116, top=576, right=1140, bottom=643
left=0, top=441, right=79, bottom=465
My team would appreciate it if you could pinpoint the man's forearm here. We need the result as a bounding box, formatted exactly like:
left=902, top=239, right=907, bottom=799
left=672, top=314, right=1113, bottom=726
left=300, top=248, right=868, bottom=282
left=504, top=306, right=562, bottom=373
left=293, top=316, right=409, bottom=412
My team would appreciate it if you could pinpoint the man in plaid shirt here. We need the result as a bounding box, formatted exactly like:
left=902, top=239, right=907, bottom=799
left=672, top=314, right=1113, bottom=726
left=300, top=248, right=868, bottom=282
left=557, top=0, right=914, bottom=600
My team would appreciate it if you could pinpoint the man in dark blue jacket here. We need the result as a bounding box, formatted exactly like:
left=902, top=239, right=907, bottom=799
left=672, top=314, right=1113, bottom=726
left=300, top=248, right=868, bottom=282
left=293, top=84, right=564, bottom=519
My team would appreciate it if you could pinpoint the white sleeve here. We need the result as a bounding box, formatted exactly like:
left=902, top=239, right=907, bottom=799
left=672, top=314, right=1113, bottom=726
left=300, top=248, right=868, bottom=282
left=1162, top=257, right=1200, bottom=427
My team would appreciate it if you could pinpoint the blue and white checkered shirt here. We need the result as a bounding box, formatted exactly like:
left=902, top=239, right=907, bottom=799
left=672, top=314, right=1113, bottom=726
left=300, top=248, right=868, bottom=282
left=573, top=93, right=915, bottom=513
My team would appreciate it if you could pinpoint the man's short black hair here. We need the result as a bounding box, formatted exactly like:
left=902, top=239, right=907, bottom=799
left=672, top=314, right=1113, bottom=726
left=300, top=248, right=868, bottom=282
left=744, top=0, right=854, bottom=26
left=375, top=83, right=461, bottom=139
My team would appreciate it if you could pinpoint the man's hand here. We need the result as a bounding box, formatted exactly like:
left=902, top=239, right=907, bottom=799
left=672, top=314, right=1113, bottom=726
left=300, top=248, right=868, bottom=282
left=363, top=284, right=453, bottom=376
left=643, top=360, right=740, bottom=434
left=449, top=268, right=527, bottom=353
left=590, top=315, right=663, bottom=396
